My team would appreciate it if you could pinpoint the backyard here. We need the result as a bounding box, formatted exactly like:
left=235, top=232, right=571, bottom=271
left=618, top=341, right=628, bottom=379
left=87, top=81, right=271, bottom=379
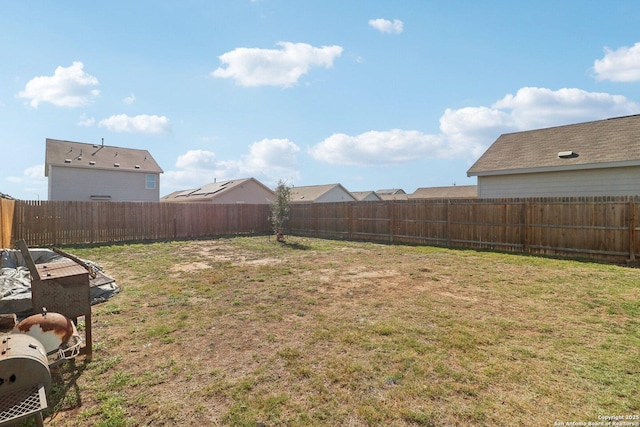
left=37, top=236, right=639, bottom=426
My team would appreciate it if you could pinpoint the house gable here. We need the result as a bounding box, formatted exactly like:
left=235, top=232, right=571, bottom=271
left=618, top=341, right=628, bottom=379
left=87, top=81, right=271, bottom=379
left=351, top=191, right=382, bottom=201
left=409, top=185, right=477, bottom=199
left=161, top=178, right=274, bottom=204
left=290, top=184, right=356, bottom=203
left=45, top=138, right=163, bottom=202
left=46, top=138, right=163, bottom=176
left=467, top=114, right=640, bottom=177
left=376, top=188, right=408, bottom=201
left=467, top=115, right=640, bottom=198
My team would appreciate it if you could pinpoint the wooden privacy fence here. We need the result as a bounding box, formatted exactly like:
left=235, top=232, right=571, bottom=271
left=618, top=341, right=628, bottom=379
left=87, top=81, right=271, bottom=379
left=6, top=196, right=640, bottom=264
left=287, top=196, right=640, bottom=264
left=10, top=201, right=272, bottom=247
left=0, top=199, right=16, bottom=248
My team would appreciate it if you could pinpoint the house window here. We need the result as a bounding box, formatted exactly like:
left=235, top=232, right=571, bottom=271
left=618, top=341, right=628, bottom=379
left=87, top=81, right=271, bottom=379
left=146, top=174, right=156, bottom=190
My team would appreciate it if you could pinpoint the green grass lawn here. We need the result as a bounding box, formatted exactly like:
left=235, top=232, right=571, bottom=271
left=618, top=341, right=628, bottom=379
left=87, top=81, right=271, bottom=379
left=37, top=236, right=640, bottom=426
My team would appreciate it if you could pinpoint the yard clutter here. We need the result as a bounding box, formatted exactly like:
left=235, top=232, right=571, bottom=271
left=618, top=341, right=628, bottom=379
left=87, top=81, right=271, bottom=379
left=13, top=311, right=83, bottom=365
left=0, top=332, right=51, bottom=426
left=0, top=246, right=116, bottom=425
left=0, top=247, right=119, bottom=315
left=0, top=311, right=81, bottom=426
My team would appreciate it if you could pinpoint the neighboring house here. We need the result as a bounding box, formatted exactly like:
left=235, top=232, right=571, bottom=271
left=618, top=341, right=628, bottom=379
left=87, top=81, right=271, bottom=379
left=409, top=185, right=477, bottom=199
left=376, top=188, right=408, bottom=201
left=290, top=184, right=357, bottom=203
left=45, top=138, right=163, bottom=202
left=161, top=178, right=274, bottom=204
left=0, top=192, right=15, bottom=200
left=467, top=114, right=640, bottom=198
left=351, top=191, right=382, bottom=201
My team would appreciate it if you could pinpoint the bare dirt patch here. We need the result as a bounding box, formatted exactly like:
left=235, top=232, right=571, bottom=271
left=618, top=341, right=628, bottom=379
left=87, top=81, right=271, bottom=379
left=44, top=236, right=640, bottom=426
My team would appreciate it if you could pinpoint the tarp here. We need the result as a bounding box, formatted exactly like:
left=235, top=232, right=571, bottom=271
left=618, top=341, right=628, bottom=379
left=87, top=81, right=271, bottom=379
left=0, top=248, right=120, bottom=315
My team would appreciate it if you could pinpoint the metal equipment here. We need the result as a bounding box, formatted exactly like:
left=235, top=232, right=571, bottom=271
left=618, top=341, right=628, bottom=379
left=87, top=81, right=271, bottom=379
left=18, top=240, right=93, bottom=362
left=0, top=334, right=51, bottom=427
left=14, top=311, right=82, bottom=366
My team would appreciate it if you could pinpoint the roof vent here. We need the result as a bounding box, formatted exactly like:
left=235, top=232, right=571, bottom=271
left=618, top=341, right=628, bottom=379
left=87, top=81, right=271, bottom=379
left=114, top=163, right=120, bottom=167
left=89, top=161, right=96, bottom=165
left=64, top=158, right=72, bottom=163
left=135, top=165, right=141, bottom=169
left=558, top=151, right=578, bottom=159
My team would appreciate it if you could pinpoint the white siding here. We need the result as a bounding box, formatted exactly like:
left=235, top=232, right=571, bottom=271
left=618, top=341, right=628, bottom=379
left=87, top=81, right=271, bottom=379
left=48, top=166, right=160, bottom=201
left=478, top=166, right=640, bottom=198
left=361, top=193, right=380, bottom=201
left=317, top=187, right=356, bottom=202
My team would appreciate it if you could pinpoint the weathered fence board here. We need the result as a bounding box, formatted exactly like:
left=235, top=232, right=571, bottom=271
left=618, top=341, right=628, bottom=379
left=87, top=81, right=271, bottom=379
left=0, top=199, right=15, bottom=248
left=7, top=196, right=640, bottom=264
left=288, top=196, right=640, bottom=263
left=11, top=201, right=271, bottom=247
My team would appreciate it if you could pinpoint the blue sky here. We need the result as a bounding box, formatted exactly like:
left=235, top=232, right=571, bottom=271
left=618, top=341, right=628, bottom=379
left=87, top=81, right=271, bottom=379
left=2, top=1, right=640, bottom=200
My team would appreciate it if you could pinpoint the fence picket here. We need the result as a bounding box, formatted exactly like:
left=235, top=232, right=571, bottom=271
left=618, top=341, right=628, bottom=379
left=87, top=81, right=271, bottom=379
left=6, top=197, right=640, bottom=264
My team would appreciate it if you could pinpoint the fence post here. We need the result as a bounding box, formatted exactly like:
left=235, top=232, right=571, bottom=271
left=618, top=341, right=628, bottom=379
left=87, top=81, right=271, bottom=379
left=446, top=200, right=452, bottom=248
left=523, top=200, right=530, bottom=253
left=629, top=198, right=636, bottom=262
left=0, top=199, right=16, bottom=248
left=348, top=202, right=353, bottom=239
left=173, top=216, right=178, bottom=239
left=389, top=201, right=395, bottom=243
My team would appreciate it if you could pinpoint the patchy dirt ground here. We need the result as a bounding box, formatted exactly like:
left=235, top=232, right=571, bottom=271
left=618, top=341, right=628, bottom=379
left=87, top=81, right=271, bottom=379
left=42, top=236, right=640, bottom=426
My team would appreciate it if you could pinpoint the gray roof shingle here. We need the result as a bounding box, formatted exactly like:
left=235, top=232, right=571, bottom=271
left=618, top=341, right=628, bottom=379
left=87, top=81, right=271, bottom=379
left=409, top=185, right=477, bottom=199
left=161, top=178, right=273, bottom=202
left=467, top=114, right=640, bottom=176
left=45, top=138, right=163, bottom=176
left=290, top=184, right=355, bottom=202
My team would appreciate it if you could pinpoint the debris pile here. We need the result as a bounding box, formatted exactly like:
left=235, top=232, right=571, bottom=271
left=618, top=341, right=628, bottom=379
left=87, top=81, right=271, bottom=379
left=0, top=248, right=119, bottom=315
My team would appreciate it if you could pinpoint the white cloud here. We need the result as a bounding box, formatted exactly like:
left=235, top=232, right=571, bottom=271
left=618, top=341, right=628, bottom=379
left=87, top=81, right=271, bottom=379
left=77, top=113, right=95, bottom=127
left=309, top=130, right=443, bottom=166
left=23, top=164, right=44, bottom=179
left=368, top=18, right=403, bottom=34
left=491, top=87, right=637, bottom=129
left=163, top=139, right=301, bottom=193
left=242, top=138, right=300, bottom=175
left=17, top=61, right=99, bottom=108
left=98, top=114, right=170, bottom=134
left=5, top=164, right=47, bottom=200
left=438, top=107, right=513, bottom=159
left=309, top=87, right=640, bottom=166
left=175, top=149, right=218, bottom=170
left=212, top=42, right=343, bottom=87
left=593, top=42, right=640, bottom=82
left=123, top=93, right=136, bottom=104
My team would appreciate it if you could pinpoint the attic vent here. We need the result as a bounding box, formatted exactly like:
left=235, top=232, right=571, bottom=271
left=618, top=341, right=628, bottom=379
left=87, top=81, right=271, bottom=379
left=558, top=151, right=578, bottom=159
left=64, top=158, right=72, bottom=163
left=89, top=161, right=96, bottom=165
left=135, top=165, right=141, bottom=169
left=114, top=163, right=120, bottom=167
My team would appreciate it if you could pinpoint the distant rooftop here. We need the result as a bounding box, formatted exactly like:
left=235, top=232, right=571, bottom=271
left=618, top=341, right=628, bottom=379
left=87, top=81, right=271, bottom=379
left=468, top=114, right=640, bottom=177
left=410, top=185, right=477, bottom=199
left=45, top=138, right=163, bottom=176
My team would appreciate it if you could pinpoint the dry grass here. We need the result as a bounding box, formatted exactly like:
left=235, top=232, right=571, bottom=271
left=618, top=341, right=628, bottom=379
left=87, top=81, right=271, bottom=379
left=32, top=236, right=640, bottom=426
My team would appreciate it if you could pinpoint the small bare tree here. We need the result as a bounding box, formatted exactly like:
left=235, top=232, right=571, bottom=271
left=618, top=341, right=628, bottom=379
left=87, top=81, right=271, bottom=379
left=270, top=179, right=291, bottom=241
